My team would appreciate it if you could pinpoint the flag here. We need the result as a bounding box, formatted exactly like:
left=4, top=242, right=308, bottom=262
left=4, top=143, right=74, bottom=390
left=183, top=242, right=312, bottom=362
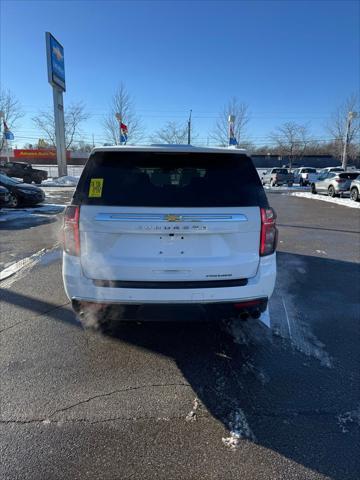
left=3, top=120, right=14, bottom=140
left=229, top=122, right=237, bottom=146
left=120, top=122, right=128, bottom=144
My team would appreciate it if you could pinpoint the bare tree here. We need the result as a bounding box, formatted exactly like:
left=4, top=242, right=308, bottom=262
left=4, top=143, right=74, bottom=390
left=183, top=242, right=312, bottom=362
left=103, top=83, right=144, bottom=144
left=211, top=97, right=251, bottom=146
left=326, top=94, right=360, bottom=161
left=151, top=121, right=191, bottom=144
left=0, top=89, right=24, bottom=150
left=270, top=122, right=312, bottom=169
left=32, top=101, right=89, bottom=150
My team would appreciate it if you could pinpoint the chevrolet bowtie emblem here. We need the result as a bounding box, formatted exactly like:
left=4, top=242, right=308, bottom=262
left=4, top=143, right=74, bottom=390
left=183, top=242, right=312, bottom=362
left=165, top=214, right=182, bottom=222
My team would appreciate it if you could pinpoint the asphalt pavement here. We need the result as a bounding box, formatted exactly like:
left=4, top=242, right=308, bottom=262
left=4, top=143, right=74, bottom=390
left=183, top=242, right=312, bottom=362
left=0, top=191, right=359, bottom=480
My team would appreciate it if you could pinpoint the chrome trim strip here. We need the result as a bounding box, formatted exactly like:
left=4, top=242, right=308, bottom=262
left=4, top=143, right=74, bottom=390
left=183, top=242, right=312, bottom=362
left=95, top=213, right=248, bottom=222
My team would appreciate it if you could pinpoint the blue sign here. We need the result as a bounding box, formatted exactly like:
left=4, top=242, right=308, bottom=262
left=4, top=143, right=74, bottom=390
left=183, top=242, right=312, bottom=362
left=46, top=32, right=66, bottom=91
left=4, top=131, right=14, bottom=140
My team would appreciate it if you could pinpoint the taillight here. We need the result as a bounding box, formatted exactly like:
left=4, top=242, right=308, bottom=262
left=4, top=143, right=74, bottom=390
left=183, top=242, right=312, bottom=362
left=335, top=178, right=346, bottom=183
left=63, top=205, right=80, bottom=256
left=260, top=207, right=278, bottom=256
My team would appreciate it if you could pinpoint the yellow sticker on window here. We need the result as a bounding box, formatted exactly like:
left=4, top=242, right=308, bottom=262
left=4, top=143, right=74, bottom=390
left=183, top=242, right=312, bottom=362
left=88, top=178, right=104, bottom=197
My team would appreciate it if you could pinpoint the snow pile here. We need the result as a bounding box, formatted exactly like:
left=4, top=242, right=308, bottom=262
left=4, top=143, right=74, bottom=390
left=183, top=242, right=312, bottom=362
left=288, top=192, right=360, bottom=208
left=42, top=175, right=79, bottom=187
left=264, top=185, right=310, bottom=192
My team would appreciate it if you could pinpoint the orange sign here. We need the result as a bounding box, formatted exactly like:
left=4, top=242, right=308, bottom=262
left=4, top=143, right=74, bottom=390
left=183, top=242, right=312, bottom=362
left=14, top=149, right=71, bottom=159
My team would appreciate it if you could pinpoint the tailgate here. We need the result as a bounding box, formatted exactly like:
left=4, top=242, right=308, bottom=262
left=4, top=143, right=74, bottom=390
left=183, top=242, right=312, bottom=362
left=79, top=206, right=261, bottom=282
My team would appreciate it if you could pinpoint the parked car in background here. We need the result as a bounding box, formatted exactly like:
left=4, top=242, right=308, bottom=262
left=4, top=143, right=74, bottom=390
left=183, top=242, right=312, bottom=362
left=311, top=171, right=360, bottom=197
left=292, top=167, right=318, bottom=186
left=0, top=173, right=45, bottom=207
left=0, top=185, right=10, bottom=206
left=319, top=167, right=344, bottom=174
left=63, top=145, right=277, bottom=327
left=0, top=161, right=48, bottom=184
left=350, top=175, right=360, bottom=202
left=261, top=168, right=293, bottom=187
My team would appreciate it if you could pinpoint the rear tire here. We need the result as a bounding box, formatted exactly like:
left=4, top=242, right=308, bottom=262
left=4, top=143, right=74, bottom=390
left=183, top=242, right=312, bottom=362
left=350, top=187, right=359, bottom=202
left=8, top=193, right=19, bottom=208
left=311, top=184, right=317, bottom=194
left=328, top=185, right=336, bottom=197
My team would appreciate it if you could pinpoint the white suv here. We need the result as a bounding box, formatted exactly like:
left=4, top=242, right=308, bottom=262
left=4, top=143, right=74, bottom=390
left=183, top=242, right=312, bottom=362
left=62, top=145, right=277, bottom=326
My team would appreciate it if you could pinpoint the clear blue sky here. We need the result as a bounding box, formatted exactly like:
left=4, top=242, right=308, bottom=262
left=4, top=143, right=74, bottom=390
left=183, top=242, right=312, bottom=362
left=1, top=0, right=359, bottom=147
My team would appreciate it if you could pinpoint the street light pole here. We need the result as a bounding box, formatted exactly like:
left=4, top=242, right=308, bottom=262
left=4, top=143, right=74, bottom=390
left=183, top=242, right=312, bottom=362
left=187, top=109, right=192, bottom=145
left=342, top=111, right=358, bottom=171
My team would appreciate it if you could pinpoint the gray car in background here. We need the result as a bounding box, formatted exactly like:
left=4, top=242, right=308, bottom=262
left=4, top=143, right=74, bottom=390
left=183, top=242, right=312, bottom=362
left=311, top=171, right=360, bottom=197
left=261, top=168, right=293, bottom=187
left=350, top=175, right=360, bottom=201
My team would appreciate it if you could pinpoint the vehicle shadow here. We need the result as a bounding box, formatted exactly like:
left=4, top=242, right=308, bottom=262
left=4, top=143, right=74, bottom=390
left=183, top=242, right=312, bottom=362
left=98, top=251, right=360, bottom=480
left=1, top=252, right=359, bottom=479
left=0, top=215, right=58, bottom=230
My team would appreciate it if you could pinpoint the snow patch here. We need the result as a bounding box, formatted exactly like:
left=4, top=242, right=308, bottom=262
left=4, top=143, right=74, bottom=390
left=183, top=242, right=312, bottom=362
left=0, top=249, right=47, bottom=282
left=42, top=175, right=79, bottom=187
left=186, top=398, right=199, bottom=422
left=288, top=192, right=360, bottom=208
left=222, top=409, right=256, bottom=449
left=0, top=247, right=60, bottom=287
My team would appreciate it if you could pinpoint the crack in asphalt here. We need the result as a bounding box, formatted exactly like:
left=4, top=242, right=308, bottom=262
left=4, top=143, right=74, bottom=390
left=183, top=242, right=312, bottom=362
left=47, top=382, right=192, bottom=418
left=0, top=413, right=210, bottom=426
left=0, top=319, right=27, bottom=334
left=0, top=409, right=349, bottom=427
left=0, top=301, right=71, bottom=335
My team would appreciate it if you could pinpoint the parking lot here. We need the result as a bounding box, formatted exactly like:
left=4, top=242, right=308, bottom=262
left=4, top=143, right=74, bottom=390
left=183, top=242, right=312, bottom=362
left=0, top=189, right=359, bottom=480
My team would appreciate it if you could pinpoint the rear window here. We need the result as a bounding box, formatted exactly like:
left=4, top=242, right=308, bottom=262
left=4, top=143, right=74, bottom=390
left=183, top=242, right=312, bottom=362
left=302, top=168, right=316, bottom=173
left=272, top=168, right=288, bottom=174
left=74, top=151, right=268, bottom=207
left=339, top=172, right=360, bottom=180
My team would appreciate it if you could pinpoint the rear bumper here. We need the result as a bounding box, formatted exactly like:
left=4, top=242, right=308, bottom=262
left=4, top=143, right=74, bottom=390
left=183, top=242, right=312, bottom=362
left=63, top=253, right=276, bottom=305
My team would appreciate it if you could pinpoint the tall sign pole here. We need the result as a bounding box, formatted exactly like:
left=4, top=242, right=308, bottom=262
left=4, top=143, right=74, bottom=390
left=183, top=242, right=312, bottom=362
left=46, top=32, right=67, bottom=177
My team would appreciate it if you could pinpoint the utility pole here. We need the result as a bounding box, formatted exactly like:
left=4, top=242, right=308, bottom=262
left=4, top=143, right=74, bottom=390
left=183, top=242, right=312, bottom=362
left=92, top=133, right=95, bottom=148
left=342, top=111, right=358, bottom=171
left=187, top=109, right=192, bottom=145
left=0, top=111, right=3, bottom=158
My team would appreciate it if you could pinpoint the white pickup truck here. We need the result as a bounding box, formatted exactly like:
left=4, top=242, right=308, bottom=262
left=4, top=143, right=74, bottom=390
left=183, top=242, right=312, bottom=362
left=293, top=167, right=318, bottom=186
